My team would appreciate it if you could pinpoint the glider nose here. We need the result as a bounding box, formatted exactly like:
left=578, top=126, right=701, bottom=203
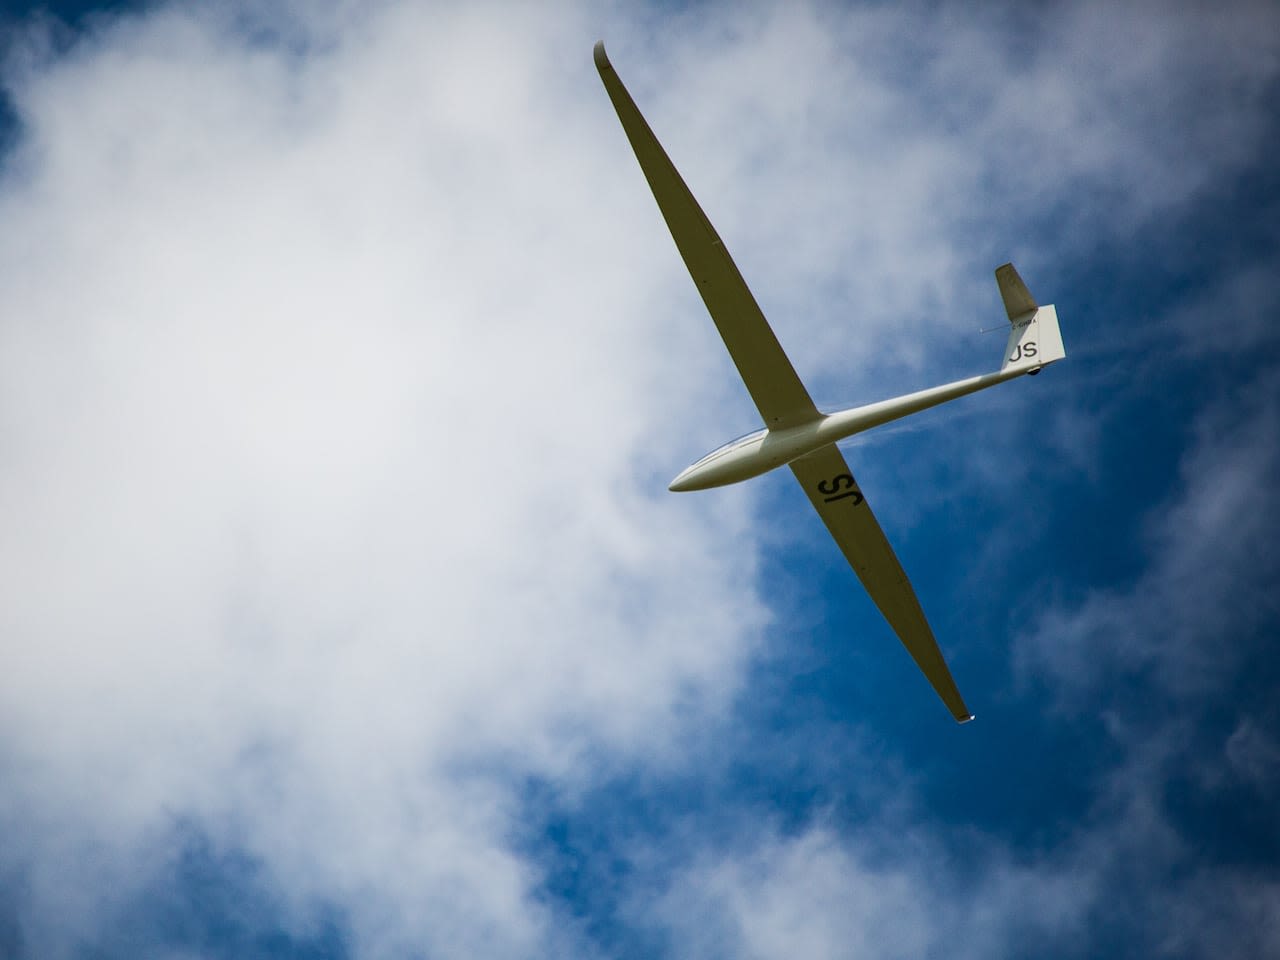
left=669, top=461, right=707, bottom=492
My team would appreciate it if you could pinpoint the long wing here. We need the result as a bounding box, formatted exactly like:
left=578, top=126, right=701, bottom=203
left=594, top=42, right=819, bottom=430
left=789, top=444, right=973, bottom=722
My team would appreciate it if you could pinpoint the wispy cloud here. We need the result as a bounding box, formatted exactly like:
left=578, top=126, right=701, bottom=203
left=1016, top=367, right=1280, bottom=703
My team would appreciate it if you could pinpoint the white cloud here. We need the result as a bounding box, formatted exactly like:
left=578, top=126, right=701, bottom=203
left=0, top=2, right=769, bottom=955
left=644, top=820, right=1097, bottom=960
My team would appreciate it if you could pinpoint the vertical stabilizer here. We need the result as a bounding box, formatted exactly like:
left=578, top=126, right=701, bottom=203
left=996, top=264, right=1065, bottom=373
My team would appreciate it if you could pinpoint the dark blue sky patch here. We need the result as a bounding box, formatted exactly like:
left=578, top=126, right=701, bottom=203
left=0, top=1, right=147, bottom=31
left=0, top=871, right=24, bottom=960
left=517, top=777, right=643, bottom=956
left=1164, top=768, right=1280, bottom=875
left=86, top=825, right=350, bottom=960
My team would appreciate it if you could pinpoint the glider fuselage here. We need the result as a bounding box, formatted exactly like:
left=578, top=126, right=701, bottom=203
left=670, top=362, right=1034, bottom=492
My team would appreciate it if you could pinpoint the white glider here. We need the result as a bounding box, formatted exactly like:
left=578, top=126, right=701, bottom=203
left=594, top=43, right=1065, bottom=722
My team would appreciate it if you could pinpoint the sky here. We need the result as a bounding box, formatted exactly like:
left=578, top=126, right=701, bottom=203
left=0, top=1, right=1277, bottom=958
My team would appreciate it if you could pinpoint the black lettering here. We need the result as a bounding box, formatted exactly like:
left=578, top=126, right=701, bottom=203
left=818, top=473, right=864, bottom=506
left=825, top=489, right=865, bottom=505
left=817, top=474, right=856, bottom=496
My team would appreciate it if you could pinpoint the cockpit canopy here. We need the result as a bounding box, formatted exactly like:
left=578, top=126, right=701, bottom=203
left=690, top=427, right=768, bottom=468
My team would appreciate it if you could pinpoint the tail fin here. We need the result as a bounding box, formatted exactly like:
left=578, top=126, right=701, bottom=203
left=996, top=263, right=1065, bottom=373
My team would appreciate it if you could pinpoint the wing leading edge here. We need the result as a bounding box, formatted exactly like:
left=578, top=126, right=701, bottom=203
left=593, top=42, right=819, bottom=430
left=790, top=444, right=974, bottom=723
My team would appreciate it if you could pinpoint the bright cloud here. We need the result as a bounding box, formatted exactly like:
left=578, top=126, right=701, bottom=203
left=0, top=3, right=769, bottom=956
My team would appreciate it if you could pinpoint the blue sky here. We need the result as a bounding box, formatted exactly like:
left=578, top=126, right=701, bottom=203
left=0, top=1, right=1277, bottom=958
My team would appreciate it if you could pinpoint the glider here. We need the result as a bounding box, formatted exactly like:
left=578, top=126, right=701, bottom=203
left=594, top=43, right=1065, bottom=722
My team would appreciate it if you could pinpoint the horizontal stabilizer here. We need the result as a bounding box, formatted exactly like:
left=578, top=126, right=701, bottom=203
left=995, top=262, right=1038, bottom=321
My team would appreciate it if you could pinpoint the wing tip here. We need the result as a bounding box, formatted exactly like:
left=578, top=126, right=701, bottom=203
left=956, top=712, right=976, bottom=724
left=593, top=40, right=611, bottom=73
